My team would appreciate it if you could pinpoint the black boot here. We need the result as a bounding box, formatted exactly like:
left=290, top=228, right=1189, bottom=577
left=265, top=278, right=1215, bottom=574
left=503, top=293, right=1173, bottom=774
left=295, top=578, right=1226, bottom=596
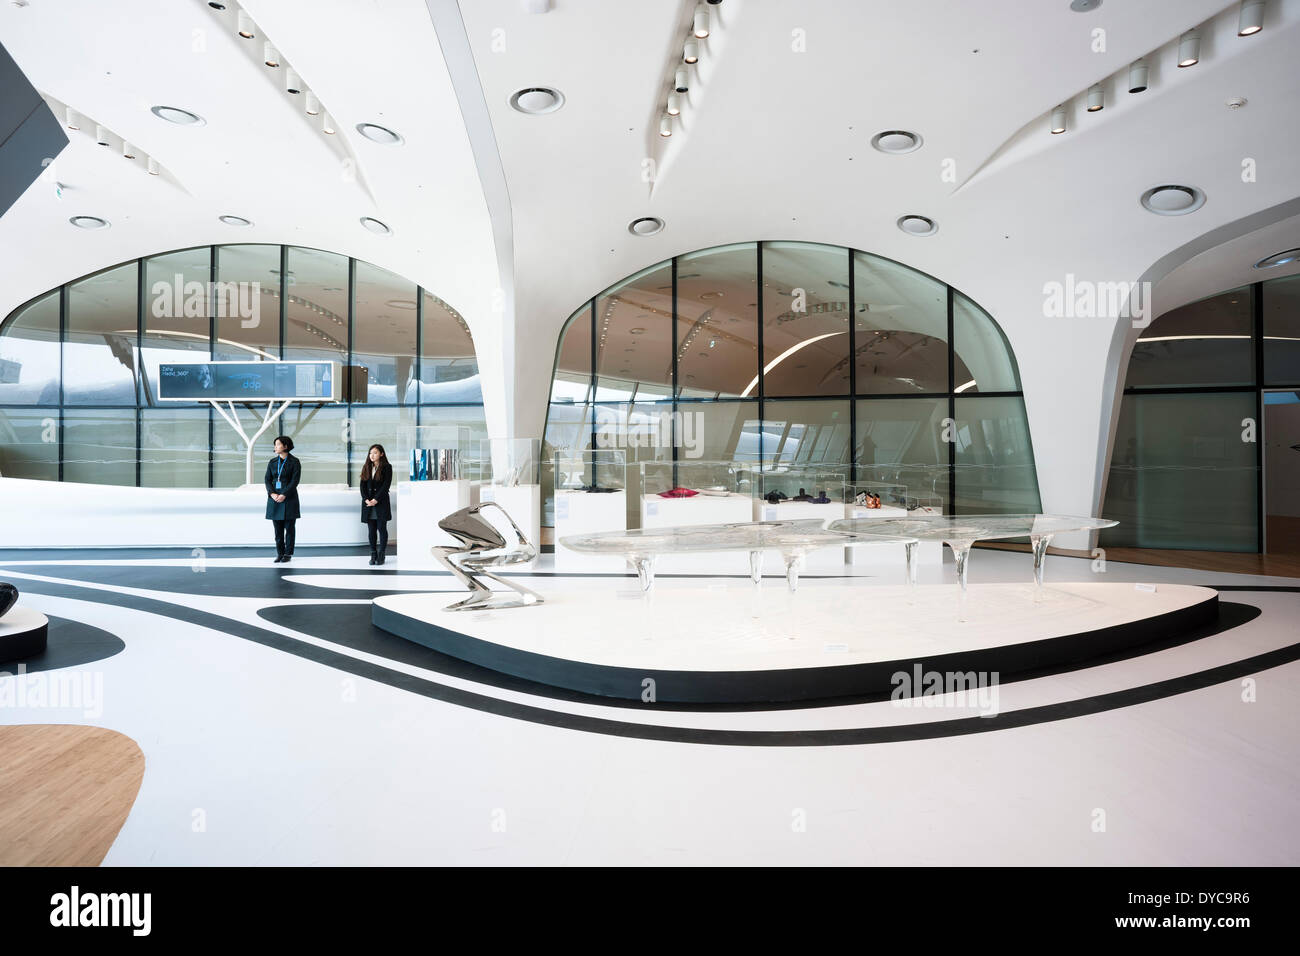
left=369, top=550, right=378, bottom=565
left=377, top=550, right=386, bottom=565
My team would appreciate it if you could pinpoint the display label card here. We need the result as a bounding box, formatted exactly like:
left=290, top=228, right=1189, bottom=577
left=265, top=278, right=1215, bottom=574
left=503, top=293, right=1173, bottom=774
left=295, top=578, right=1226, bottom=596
left=481, top=487, right=496, bottom=502
left=764, top=507, right=776, bottom=521
left=646, top=502, right=659, bottom=516
left=556, top=498, right=569, bottom=520
left=823, top=643, right=849, bottom=653
left=852, top=509, right=867, bottom=518
left=1135, top=582, right=1157, bottom=593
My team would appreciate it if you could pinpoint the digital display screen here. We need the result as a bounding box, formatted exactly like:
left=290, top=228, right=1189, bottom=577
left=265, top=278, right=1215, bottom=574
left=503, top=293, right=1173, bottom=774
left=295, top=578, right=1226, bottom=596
left=158, top=362, right=337, bottom=401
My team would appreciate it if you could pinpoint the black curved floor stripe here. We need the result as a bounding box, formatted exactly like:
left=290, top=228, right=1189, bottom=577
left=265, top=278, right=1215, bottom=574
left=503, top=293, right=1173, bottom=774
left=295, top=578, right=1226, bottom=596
left=258, top=600, right=1259, bottom=712
left=1, top=615, right=125, bottom=673
left=0, top=565, right=440, bottom=599
left=8, top=574, right=1292, bottom=746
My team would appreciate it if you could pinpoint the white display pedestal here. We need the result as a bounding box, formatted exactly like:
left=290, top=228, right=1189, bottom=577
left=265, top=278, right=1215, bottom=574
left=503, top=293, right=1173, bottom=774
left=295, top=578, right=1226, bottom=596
left=397, top=479, right=472, bottom=570
left=554, top=489, right=627, bottom=572
left=478, top=483, right=542, bottom=570
left=642, top=493, right=753, bottom=529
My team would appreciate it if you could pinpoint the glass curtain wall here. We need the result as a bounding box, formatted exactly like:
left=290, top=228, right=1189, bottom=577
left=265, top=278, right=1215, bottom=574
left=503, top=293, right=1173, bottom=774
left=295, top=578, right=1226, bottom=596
left=543, top=240, right=1037, bottom=522
left=0, top=244, right=484, bottom=489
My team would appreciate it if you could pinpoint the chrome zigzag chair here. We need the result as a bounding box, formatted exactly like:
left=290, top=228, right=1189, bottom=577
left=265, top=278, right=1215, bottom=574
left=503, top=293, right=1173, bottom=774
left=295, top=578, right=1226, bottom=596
left=432, top=502, right=544, bottom=611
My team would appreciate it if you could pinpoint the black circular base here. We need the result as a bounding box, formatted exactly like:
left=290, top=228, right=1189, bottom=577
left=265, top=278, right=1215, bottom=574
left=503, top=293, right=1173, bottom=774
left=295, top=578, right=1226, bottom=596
left=0, top=607, right=49, bottom=665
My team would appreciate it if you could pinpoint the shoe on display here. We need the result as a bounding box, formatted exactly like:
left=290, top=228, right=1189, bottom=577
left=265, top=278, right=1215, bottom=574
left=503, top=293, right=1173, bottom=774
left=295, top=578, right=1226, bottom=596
left=657, top=487, right=698, bottom=498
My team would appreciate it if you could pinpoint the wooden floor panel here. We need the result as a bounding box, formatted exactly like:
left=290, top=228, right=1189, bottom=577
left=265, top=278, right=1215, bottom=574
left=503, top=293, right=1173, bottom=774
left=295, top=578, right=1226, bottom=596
left=976, top=541, right=1300, bottom=578
left=0, top=724, right=145, bottom=866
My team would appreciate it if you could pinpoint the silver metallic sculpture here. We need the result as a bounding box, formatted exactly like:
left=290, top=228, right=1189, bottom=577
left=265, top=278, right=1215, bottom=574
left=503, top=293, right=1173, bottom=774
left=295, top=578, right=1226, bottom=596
left=432, top=502, right=544, bottom=611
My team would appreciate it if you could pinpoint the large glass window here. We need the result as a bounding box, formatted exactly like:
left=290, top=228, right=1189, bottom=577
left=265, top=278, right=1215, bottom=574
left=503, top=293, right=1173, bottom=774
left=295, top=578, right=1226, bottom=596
left=1264, top=275, right=1300, bottom=386
left=760, top=399, right=851, bottom=465
left=62, top=408, right=136, bottom=485
left=0, top=407, right=59, bottom=480
left=353, top=261, right=417, bottom=405
left=65, top=263, right=137, bottom=405
left=855, top=397, right=949, bottom=510
left=140, top=407, right=209, bottom=488
left=1102, top=392, right=1257, bottom=550
left=676, top=243, right=759, bottom=399
left=761, top=243, right=850, bottom=397
left=954, top=396, right=1040, bottom=514
left=348, top=405, right=414, bottom=479
left=854, top=253, right=950, bottom=395
left=213, top=245, right=280, bottom=361
left=953, top=292, right=1019, bottom=393
left=595, top=261, right=673, bottom=401
left=283, top=247, right=349, bottom=366
left=0, top=291, right=60, bottom=405
left=142, top=249, right=211, bottom=405
left=1128, top=288, right=1254, bottom=389
left=420, top=292, right=481, bottom=403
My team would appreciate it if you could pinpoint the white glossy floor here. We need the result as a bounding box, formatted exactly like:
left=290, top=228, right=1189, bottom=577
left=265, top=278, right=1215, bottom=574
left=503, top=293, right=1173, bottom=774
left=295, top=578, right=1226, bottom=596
left=1, top=548, right=1298, bottom=865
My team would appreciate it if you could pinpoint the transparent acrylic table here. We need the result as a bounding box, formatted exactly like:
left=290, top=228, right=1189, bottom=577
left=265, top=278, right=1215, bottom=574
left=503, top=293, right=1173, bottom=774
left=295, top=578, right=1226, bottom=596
left=560, top=519, right=916, bottom=592
left=828, top=514, right=1118, bottom=591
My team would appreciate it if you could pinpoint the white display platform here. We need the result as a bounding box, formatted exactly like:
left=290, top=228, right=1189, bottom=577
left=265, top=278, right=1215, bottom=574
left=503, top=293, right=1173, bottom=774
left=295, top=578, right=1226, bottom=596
left=372, top=582, right=1219, bottom=702
left=396, top=479, right=472, bottom=570
left=643, top=493, right=754, bottom=528
left=553, top=489, right=627, bottom=572
left=0, top=476, right=384, bottom=548
left=477, top=483, right=542, bottom=570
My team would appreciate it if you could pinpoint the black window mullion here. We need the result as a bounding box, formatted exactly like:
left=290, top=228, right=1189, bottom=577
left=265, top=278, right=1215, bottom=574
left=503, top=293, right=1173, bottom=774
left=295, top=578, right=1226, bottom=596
left=671, top=257, right=679, bottom=487
left=588, top=298, right=597, bottom=487
left=279, top=245, right=288, bottom=361
left=756, top=242, right=765, bottom=462
left=346, top=256, right=356, bottom=487
left=57, top=283, right=66, bottom=481
left=135, top=258, right=143, bottom=488
left=209, top=245, right=217, bottom=487
left=1253, top=280, right=1265, bottom=553
left=947, top=285, right=956, bottom=515
left=847, top=247, right=857, bottom=485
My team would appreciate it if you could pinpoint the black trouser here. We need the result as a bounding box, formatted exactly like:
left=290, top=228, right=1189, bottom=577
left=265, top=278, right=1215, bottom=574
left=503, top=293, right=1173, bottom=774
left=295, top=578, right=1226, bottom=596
left=367, top=519, right=388, bottom=554
left=273, top=519, right=296, bottom=556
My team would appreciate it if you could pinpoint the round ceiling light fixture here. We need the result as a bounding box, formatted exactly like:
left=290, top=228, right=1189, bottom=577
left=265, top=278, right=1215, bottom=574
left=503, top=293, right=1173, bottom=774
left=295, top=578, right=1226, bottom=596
left=871, top=130, right=922, bottom=154
left=1049, top=104, right=1067, bottom=134
left=509, top=87, right=565, bottom=114
left=237, top=11, right=254, bottom=37
left=897, top=215, right=938, bottom=236
left=1140, top=184, right=1205, bottom=215
left=674, top=68, right=690, bottom=93
left=1254, top=248, right=1300, bottom=269
left=684, top=40, right=699, bottom=64
left=385, top=298, right=418, bottom=310
left=360, top=216, right=392, bottom=235
left=1239, top=0, right=1265, bottom=36
left=1069, top=0, right=1101, bottom=10
left=219, top=215, right=252, bottom=226
left=629, top=327, right=647, bottom=335
left=1128, top=59, right=1149, bottom=93
left=628, top=216, right=665, bottom=236
left=151, top=105, right=206, bottom=126
left=356, top=122, right=404, bottom=145
left=69, top=215, right=109, bottom=230
left=1177, top=29, right=1201, bottom=67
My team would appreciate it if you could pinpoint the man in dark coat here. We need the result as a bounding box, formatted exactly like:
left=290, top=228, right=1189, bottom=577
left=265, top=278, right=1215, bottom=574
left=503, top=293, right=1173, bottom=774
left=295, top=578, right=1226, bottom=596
left=265, top=435, right=302, bottom=563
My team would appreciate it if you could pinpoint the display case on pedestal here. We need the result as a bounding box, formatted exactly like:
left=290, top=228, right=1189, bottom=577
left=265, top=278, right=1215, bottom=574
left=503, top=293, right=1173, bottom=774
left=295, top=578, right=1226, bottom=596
left=470, top=438, right=542, bottom=570
left=553, top=449, right=627, bottom=571
left=397, top=424, right=471, bottom=569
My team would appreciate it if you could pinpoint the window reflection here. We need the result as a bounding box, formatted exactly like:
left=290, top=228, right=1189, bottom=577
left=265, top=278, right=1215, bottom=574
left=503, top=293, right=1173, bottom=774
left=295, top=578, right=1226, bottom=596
left=142, top=249, right=211, bottom=405
left=65, top=264, right=137, bottom=405
left=761, top=243, right=850, bottom=397
left=677, top=243, right=759, bottom=398
left=213, top=245, right=280, bottom=361
left=353, top=262, right=417, bottom=405
left=0, top=292, right=60, bottom=405
left=854, top=253, right=950, bottom=394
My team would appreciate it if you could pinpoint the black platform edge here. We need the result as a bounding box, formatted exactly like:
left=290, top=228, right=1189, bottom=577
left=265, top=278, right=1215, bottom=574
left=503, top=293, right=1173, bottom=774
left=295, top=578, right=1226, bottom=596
left=0, top=610, right=49, bottom=665
left=373, top=590, right=1221, bottom=704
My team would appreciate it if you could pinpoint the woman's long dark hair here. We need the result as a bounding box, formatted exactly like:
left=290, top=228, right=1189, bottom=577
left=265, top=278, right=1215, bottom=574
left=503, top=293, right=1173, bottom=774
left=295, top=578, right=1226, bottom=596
left=360, top=443, right=390, bottom=482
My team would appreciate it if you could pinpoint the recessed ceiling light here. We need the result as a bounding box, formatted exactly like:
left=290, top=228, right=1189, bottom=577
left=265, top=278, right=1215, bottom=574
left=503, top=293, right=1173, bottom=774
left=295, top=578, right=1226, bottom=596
left=356, top=123, right=404, bottom=145
left=69, top=215, right=109, bottom=230
left=699, top=291, right=723, bottom=299
left=385, top=299, right=418, bottom=309
left=629, top=217, right=665, bottom=236
left=1255, top=248, right=1300, bottom=269
left=897, top=215, right=937, bottom=236
left=360, top=216, right=391, bottom=235
left=871, top=130, right=922, bottom=154
left=509, top=87, right=565, bottom=114
left=629, top=328, right=646, bottom=334
left=151, top=105, right=206, bottom=126
left=1140, top=184, right=1205, bottom=215
left=219, top=215, right=252, bottom=226
left=1069, top=0, right=1101, bottom=10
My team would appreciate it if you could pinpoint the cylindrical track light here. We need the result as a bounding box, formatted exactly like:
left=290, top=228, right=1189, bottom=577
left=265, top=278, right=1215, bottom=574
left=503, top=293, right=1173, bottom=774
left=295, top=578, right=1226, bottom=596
left=674, top=68, right=690, bottom=93
left=659, top=113, right=673, bottom=137
left=237, top=11, right=254, bottom=38
left=305, top=92, right=321, bottom=115
left=1238, top=0, right=1264, bottom=35
left=146, top=157, right=159, bottom=175
left=1177, top=29, right=1200, bottom=67
left=693, top=4, right=710, bottom=38
left=322, top=113, right=336, bottom=135
left=65, top=107, right=79, bottom=130
left=263, top=42, right=279, bottom=67
left=1049, top=104, right=1067, bottom=134
left=285, top=69, right=301, bottom=94
left=122, top=141, right=136, bottom=159
left=1128, top=59, right=1148, bottom=93
left=1086, top=83, right=1104, bottom=112
left=667, top=93, right=682, bottom=116
left=95, top=124, right=109, bottom=146
left=683, top=39, right=699, bottom=63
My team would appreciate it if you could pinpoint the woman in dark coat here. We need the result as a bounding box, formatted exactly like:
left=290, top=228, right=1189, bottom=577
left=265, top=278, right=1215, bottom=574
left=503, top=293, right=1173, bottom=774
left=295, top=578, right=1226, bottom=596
left=360, top=443, right=393, bottom=565
left=265, top=435, right=302, bottom=563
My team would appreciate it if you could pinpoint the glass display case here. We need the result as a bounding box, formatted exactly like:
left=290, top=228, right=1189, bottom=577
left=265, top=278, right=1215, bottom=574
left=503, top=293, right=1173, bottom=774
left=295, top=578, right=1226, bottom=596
left=472, top=438, right=543, bottom=568
left=638, top=459, right=756, bottom=528
left=397, top=424, right=472, bottom=568
left=553, top=449, right=628, bottom=569
left=743, top=464, right=849, bottom=522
